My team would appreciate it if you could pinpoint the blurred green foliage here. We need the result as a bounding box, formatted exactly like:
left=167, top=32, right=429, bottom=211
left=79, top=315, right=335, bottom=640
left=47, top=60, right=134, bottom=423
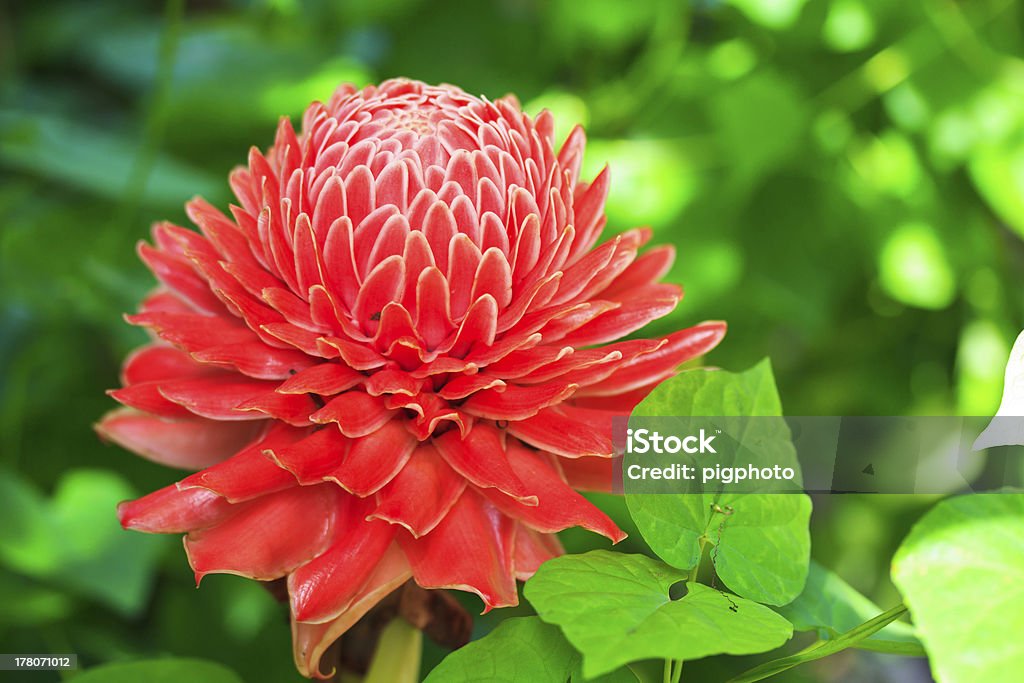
left=2, top=0, right=1023, bottom=681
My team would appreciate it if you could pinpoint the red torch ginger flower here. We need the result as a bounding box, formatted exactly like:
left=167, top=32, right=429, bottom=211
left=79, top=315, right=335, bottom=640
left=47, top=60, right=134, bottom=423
left=98, top=79, right=725, bottom=677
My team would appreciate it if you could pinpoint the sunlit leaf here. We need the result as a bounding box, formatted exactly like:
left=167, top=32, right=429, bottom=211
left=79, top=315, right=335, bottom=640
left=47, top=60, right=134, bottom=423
left=525, top=551, right=792, bottom=677
left=424, top=616, right=639, bottom=683
left=626, top=361, right=812, bottom=605
left=892, top=494, right=1024, bottom=682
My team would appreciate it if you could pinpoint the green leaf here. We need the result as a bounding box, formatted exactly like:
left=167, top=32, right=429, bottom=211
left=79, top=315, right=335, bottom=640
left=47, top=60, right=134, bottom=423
left=424, top=616, right=639, bottom=683
left=779, top=560, right=920, bottom=651
left=73, top=658, right=243, bottom=683
left=727, top=603, right=911, bottom=683
left=892, top=493, right=1024, bottom=682
left=626, top=361, right=812, bottom=605
left=524, top=551, right=792, bottom=678
left=0, top=469, right=166, bottom=616
left=631, top=360, right=784, bottom=419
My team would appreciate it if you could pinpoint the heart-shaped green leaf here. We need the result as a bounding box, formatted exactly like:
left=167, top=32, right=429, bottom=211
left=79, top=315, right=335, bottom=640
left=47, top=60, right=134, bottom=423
left=525, top=551, right=793, bottom=677
left=779, top=560, right=920, bottom=652
left=424, top=616, right=639, bottom=683
left=626, top=361, right=811, bottom=605
left=892, top=493, right=1024, bottom=682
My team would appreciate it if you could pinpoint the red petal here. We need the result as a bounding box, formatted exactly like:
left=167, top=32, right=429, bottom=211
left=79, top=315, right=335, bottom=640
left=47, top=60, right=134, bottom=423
left=108, top=382, right=195, bottom=418
left=262, top=286, right=321, bottom=331
left=486, top=345, right=574, bottom=379
left=482, top=444, right=624, bottom=542
left=138, top=241, right=224, bottom=315
left=121, top=345, right=198, bottom=385
left=178, top=423, right=307, bottom=501
left=97, top=409, right=261, bottom=470
left=288, top=496, right=396, bottom=622
left=372, top=302, right=424, bottom=354
left=185, top=484, right=340, bottom=582
left=316, top=336, right=387, bottom=371
left=415, top=267, right=453, bottom=349
left=578, top=322, right=727, bottom=397
left=376, top=160, right=411, bottom=213
left=234, top=390, right=316, bottom=425
left=384, top=392, right=468, bottom=440
left=400, top=489, right=518, bottom=610
left=446, top=233, right=482, bottom=320
left=437, top=374, right=506, bottom=401
left=364, top=368, right=422, bottom=397
left=601, top=245, right=675, bottom=298
left=309, top=391, right=396, bottom=437
left=370, top=443, right=467, bottom=537
left=433, top=423, right=536, bottom=503
left=312, top=176, right=346, bottom=249
left=186, top=197, right=267, bottom=277
left=557, top=124, right=585, bottom=184
left=550, top=238, right=618, bottom=305
left=510, top=214, right=541, bottom=285
left=423, top=197, right=457, bottom=274
left=471, top=247, right=513, bottom=309
left=460, top=381, right=577, bottom=421
left=366, top=213, right=411, bottom=273
left=157, top=374, right=312, bottom=423
left=127, top=311, right=255, bottom=353
left=267, top=426, right=348, bottom=484
left=557, top=454, right=616, bottom=492
left=447, top=294, right=498, bottom=358
left=401, top=230, right=436, bottom=310
left=568, top=166, right=609, bottom=261
left=118, top=484, right=234, bottom=534
left=513, top=525, right=563, bottom=580
left=192, top=341, right=316, bottom=380
left=322, top=216, right=360, bottom=310
left=324, top=419, right=417, bottom=496
left=344, top=165, right=377, bottom=231
left=291, top=544, right=411, bottom=679
left=559, top=283, right=681, bottom=347
left=354, top=255, right=405, bottom=333
left=506, top=404, right=615, bottom=458
left=277, top=363, right=362, bottom=395
left=293, top=214, right=324, bottom=295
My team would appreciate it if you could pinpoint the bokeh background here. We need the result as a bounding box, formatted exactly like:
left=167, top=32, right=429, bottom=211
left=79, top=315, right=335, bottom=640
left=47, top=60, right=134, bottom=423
left=2, top=0, right=1022, bottom=681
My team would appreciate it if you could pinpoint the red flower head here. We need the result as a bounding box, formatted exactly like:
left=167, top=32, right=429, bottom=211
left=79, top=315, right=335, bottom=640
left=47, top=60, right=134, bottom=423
left=98, top=79, right=724, bottom=677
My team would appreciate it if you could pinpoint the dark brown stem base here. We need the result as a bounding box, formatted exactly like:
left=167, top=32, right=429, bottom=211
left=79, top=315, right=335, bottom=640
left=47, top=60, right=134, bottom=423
left=262, top=578, right=472, bottom=680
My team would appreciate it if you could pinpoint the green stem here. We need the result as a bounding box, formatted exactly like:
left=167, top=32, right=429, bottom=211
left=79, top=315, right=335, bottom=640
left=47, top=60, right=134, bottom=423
left=662, top=659, right=672, bottom=683
left=726, top=603, right=911, bottom=683
left=671, top=659, right=683, bottom=683
left=363, top=618, right=422, bottom=683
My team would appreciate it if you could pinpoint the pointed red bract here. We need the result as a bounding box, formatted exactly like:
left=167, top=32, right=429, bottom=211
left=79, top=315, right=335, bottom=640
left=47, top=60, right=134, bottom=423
left=100, top=78, right=724, bottom=678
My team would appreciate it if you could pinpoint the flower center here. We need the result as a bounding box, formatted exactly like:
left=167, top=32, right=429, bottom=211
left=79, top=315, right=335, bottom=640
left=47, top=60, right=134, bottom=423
left=384, top=107, right=438, bottom=136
